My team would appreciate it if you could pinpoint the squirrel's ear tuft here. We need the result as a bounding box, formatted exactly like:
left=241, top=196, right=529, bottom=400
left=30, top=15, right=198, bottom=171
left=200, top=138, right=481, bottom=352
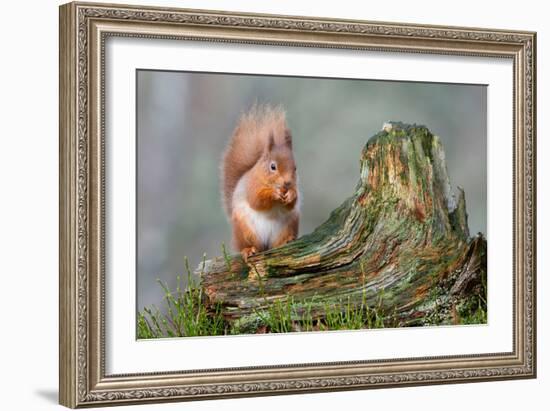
left=284, top=129, right=293, bottom=148
left=267, top=132, right=275, bottom=152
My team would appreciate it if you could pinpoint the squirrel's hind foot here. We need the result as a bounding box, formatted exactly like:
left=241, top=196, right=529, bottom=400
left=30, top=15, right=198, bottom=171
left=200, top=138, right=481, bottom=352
left=240, top=246, right=258, bottom=263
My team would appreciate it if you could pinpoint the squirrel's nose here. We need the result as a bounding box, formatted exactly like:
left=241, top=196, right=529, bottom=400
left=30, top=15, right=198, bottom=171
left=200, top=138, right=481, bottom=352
left=283, top=181, right=292, bottom=189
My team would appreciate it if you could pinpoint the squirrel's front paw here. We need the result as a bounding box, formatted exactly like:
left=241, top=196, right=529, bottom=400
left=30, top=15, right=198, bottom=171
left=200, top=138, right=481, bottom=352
left=282, top=189, right=297, bottom=206
left=240, top=246, right=257, bottom=262
left=272, top=190, right=285, bottom=202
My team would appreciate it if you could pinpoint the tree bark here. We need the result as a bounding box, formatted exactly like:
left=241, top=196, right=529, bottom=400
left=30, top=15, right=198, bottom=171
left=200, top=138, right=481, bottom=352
left=199, top=122, right=487, bottom=331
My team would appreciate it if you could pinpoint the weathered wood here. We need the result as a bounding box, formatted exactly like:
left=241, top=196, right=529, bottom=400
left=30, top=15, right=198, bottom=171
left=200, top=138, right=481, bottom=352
left=199, top=122, right=487, bottom=330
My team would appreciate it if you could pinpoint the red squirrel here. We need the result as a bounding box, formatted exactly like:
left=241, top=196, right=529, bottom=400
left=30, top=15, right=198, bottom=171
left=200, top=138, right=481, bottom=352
left=221, top=104, right=300, bottom=261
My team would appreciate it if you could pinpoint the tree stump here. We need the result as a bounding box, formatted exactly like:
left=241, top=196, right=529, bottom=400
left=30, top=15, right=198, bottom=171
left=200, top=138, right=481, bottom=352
left=199, top=122, right=487, bottom=332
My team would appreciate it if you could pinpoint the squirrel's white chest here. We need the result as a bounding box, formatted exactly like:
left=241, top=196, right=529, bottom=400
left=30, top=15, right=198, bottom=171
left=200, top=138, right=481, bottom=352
left=232, top=176, right=292, bottom=249
left=240, top=206, right=287, bottom=249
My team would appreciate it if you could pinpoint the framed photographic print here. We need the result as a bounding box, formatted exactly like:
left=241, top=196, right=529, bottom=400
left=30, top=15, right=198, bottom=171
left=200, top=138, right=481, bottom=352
left=59, top=1, right=537, bottom=408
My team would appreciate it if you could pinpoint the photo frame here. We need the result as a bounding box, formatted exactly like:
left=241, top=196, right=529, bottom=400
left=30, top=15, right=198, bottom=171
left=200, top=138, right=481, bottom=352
left=59, top=1, right=536, bottom=407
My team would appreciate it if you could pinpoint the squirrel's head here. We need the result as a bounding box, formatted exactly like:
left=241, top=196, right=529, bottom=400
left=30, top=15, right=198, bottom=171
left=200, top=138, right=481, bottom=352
left=259, top=130, right=297, bottom=194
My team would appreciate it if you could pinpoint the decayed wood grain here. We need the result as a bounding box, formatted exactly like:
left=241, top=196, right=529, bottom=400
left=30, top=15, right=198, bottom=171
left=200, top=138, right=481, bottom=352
left=199, top=122, right=487, bottom=329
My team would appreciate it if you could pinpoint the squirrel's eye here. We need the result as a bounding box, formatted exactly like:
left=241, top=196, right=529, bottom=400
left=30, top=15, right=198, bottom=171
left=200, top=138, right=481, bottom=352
left=270, top=162, right=277, bottom=172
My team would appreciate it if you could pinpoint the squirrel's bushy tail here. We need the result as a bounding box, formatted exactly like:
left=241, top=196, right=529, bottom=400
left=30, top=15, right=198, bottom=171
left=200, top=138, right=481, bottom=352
left=221, top=104, right=288, bottom=216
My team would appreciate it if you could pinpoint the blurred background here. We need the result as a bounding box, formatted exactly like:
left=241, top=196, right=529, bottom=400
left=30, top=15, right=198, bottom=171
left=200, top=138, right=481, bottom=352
left=136, top=70, right=487, bottom=312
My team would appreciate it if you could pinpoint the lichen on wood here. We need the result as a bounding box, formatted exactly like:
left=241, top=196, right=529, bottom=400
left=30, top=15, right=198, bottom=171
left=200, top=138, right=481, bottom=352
left=199, top=122, right=487, bottom=330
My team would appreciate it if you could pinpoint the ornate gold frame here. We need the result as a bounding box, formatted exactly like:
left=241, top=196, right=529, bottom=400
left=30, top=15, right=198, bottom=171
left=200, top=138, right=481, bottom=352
left=59, top=1, right=536, bottom=408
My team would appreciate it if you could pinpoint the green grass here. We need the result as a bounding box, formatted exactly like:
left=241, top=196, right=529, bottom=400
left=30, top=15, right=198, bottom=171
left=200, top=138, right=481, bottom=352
left=245, top=257, right=392, bottom=334
left=249, top=293, right=393, bottom=334
left=137, top=254, right=225, bottom=339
